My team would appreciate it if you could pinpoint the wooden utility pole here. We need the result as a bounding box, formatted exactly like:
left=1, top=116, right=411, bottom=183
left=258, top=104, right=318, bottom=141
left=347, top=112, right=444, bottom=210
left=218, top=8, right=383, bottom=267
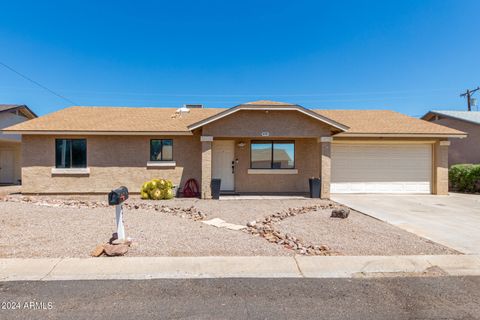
left=460, top=87, right=480, bottom=111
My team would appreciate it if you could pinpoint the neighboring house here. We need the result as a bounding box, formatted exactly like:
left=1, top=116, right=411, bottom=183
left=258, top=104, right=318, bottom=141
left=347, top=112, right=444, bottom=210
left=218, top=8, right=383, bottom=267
left=2, top=100, right=465, bottom=198
left=0, top=104, right=37, bottom=184
left=422, top=111, right=480, bottom=166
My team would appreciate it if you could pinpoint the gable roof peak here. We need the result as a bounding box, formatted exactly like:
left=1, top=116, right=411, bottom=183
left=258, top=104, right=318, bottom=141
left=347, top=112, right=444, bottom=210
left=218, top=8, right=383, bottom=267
left=187, top=101, right=350, bottom=131
left=423, top=110, right=480, bottom=125
left=0, top=104, right=37, bottom=118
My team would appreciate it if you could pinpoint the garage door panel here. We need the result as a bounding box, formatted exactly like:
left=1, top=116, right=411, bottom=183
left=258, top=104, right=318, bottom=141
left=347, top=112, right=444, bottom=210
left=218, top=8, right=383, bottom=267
left=331, top=144, right=432, bottom=193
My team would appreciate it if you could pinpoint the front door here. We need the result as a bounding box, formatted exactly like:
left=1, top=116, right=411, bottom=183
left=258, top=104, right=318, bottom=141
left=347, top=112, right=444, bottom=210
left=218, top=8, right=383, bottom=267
left=0, top=150, right=15, bottom=184
left=212, top=140, right=235, bottom=191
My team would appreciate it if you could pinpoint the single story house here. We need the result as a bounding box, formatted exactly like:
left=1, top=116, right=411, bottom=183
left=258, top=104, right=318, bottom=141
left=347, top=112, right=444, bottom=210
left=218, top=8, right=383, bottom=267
left=2, top=100, right=466, bottom=198
left=422, top=110, right=480, bottom=166
left=0, top=104, right=37, bottom=184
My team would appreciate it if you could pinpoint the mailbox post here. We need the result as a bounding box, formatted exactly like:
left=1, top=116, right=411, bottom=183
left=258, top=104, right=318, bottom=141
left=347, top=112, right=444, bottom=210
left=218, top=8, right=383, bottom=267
left=108, top=186, right=129, bottom=241
left=115, top=205, right=126, bottom=241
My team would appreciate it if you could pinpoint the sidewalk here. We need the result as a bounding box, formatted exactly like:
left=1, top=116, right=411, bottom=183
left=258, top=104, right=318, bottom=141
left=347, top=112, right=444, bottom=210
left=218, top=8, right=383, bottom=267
left=2, top=255, right=480, bottom=281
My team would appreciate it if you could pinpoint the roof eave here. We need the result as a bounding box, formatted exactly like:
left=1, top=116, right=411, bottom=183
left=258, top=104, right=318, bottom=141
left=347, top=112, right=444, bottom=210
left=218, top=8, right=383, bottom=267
left=1, top=130, right=193, bottom=136
left=422, top=111, right=480, bottom=126
left=0, top=105, right=37, bottom=119
left=335, top=132, right=468, bottom=138
left=19, top=105, right=38, bottom=119
left=421, top=111, right=435, bottom=120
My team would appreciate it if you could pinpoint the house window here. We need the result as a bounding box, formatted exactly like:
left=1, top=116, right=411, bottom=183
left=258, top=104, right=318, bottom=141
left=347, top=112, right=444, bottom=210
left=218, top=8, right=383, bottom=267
left=55, top=139, right=87, bottom=168
left=251, top=141, right=295, bottom=169
left=150, top=139, right=173, bottom=161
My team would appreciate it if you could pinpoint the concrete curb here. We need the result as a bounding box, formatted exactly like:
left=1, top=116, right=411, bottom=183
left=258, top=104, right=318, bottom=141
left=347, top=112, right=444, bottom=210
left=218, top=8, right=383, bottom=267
left=1, top=255, right=480, bottom=281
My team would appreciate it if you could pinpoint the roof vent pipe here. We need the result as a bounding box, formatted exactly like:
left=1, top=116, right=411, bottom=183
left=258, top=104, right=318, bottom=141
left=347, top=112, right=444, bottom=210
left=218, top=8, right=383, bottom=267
left=176, top=106, right=191, bottom=113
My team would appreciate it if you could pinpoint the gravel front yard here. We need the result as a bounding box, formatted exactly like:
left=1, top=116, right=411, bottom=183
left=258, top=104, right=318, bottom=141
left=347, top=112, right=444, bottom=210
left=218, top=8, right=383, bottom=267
left=0, top=201, right=287, bottom=258
left=274, top=208, right=456, bottom=256
left=0, top=194, right=458, bottom=258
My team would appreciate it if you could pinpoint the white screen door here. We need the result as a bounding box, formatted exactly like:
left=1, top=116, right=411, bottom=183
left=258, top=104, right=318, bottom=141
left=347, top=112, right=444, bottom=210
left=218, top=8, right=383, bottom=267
left=212, top=140, right=235, bottom=191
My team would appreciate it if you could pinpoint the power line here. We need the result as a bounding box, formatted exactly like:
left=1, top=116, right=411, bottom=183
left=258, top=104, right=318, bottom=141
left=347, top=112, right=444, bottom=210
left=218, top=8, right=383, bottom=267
left=460, top=87, right=480, bottom=111
left=0, top=61, right=78, bottom=105
left=0, top=84, right=458, bottom=98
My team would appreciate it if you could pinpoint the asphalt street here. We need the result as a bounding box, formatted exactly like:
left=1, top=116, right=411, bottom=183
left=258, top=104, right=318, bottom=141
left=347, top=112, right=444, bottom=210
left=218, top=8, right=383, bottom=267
left=1, top=277, right=480, bottom=320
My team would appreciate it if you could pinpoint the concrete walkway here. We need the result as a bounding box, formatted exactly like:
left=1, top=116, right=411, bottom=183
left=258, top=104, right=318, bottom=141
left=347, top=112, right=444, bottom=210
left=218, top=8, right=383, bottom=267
left=332, top=193, right=480, bottom=254
left=1, top=255, right=480, bottom=281
left=0, top=184, right=21, bottom=197
left=219, top=195, right=309, bottom=200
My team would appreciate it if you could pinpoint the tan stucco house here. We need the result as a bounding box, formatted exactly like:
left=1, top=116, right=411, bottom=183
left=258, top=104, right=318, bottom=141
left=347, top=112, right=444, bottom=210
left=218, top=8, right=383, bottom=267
left=2, top=100, right=466, bottom=198
left=0, top=104, right=37, bottom=185
left=422, top=110, right=480, bottom=166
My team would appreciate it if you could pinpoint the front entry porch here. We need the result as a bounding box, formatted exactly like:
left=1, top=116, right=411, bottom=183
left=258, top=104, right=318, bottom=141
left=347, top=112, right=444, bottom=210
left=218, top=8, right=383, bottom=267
left=201, top=136, right=332, bottom=199
left=192, top=106, right=340, bottom=199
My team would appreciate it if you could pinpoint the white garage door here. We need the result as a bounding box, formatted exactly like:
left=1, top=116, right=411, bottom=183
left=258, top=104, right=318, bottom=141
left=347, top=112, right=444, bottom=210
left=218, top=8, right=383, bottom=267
left=331, top=144, right=432, bottom=194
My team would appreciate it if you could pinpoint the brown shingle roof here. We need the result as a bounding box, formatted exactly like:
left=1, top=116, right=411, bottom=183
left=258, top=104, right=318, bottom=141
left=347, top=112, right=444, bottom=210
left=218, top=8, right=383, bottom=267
left=3, top=106, right=224, bottom=133
left=315, top=110, right=465, bottom=136
left=2, top=105, right=465, bottom=136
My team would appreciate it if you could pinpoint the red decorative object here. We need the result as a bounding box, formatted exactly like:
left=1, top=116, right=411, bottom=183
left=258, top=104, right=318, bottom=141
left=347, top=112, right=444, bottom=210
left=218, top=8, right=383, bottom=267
left=182, top=178, right=200, bottom=198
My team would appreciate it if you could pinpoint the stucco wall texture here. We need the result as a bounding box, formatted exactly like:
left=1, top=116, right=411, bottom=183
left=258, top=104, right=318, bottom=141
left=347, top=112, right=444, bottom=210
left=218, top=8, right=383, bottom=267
left=434, top=141, right=449, bottom=195
left=22, top=135, right=326, bottom=195
left=201, top=110, right=333, bottom=138
left=21, top=134, right=202, bottom=194
left=428, top=117, right=480, bottom=165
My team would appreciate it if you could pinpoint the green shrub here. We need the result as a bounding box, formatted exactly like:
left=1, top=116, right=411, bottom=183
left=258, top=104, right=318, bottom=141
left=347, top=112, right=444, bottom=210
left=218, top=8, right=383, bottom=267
left=449, top=164, right=480, bottom=193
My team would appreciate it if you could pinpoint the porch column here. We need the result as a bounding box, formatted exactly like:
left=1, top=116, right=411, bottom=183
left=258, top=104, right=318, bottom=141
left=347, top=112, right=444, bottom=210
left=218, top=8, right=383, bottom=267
left=434, top=140, right=449, bottom=195
left=201, top=136, right=213, bottom=199
left=319, top=137, right=332, bottom=199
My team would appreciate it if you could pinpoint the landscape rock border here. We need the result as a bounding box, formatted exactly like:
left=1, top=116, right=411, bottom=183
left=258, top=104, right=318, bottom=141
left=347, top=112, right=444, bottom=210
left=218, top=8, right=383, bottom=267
left=123, top=203, right=207, bottom=221
left=245, top=204, right=347, bottom=256
left=2, top=195, right=207, bottom=221
left=3, top=195, right=350, bottom=256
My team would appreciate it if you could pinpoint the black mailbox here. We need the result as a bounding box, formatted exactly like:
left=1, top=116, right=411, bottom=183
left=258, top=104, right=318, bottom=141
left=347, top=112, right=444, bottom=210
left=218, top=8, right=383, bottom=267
left=108, top=186, right=129, bottom=205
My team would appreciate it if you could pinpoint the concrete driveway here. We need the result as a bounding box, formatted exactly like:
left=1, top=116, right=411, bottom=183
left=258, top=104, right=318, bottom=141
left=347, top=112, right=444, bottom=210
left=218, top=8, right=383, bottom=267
left=331, top=193, right=480, bottom=254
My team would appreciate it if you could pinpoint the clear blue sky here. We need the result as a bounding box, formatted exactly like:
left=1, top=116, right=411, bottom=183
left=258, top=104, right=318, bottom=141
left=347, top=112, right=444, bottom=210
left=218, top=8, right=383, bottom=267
left=0, top=0, right=479, bottom=117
